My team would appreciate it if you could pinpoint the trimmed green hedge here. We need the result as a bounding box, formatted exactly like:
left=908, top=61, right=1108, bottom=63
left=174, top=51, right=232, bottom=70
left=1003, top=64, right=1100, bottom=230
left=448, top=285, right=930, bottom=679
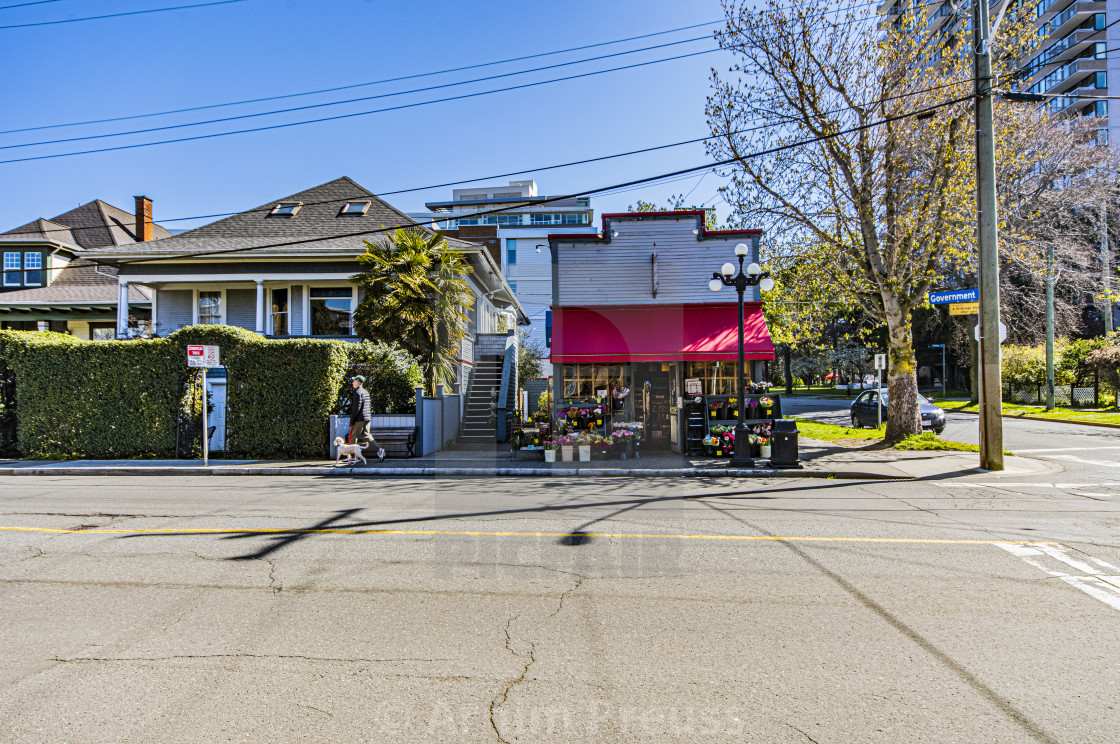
left=0, top=326, right=356, bottom=459
left=340, top=341, right=423, bottom=416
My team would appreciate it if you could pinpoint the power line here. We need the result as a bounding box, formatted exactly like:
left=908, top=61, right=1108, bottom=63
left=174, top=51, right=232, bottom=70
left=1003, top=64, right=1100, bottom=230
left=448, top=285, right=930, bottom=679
left=0, top=20, right=723, bottom=135
left=0, top=0, right=68, bottom=9
left=1, top=35, right=718, bottom=151
left=6, top=77, right=973, bottom=236
left=101, top=93, right=973, bottom=267
left=0, top=49, right=721, bottom=165
left=0, top=0, right=251, bottom=29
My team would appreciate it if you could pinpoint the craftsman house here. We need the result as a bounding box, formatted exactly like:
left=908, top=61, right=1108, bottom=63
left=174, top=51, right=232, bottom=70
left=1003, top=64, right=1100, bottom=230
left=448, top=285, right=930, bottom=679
left=0, top=197, right=171, bottom=338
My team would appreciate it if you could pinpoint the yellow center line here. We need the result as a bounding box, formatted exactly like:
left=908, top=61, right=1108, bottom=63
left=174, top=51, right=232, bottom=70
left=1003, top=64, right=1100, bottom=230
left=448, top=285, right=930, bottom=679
left=0, top=525, right=1053, bottom=544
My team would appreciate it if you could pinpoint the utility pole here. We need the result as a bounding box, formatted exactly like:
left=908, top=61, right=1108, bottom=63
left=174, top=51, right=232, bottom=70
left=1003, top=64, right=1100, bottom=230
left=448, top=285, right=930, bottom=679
left=1045, top=243, right=1055, bottom=411
left=974, top=0, right=1004, bottom=470
left=1103, top=200, right=1114, bottom=335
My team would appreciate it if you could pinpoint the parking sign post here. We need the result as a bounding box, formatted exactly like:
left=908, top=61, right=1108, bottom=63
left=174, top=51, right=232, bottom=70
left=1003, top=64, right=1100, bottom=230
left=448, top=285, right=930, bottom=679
left=187, top=345, right=220, bottom=465
left=874, top=353, right=887, bottom=429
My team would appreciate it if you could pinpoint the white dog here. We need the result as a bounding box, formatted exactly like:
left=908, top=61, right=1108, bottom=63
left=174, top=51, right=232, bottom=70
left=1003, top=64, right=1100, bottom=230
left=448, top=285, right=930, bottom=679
left=334, top=437, right=367, bottom=465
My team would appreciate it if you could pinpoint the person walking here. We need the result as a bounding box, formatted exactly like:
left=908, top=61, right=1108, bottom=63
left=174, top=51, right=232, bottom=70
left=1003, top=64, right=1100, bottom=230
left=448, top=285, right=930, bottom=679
left=348, top=376, right=385, bottom=462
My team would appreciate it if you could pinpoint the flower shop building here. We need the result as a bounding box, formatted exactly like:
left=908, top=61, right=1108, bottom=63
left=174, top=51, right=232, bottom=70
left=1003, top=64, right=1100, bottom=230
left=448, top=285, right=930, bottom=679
left=548, top=211, right=776, bottom=453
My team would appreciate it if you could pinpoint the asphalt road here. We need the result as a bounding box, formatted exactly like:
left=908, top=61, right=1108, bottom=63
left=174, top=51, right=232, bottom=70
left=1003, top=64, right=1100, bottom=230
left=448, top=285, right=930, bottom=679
left=1, top=466, right=1118, bottom=743
left=784, top=395, right=1120, bottom=481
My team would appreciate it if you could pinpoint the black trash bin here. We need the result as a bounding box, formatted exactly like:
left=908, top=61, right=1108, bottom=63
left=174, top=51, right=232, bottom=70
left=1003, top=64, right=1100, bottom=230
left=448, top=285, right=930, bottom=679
left=769, top=419, right=802, bottom=469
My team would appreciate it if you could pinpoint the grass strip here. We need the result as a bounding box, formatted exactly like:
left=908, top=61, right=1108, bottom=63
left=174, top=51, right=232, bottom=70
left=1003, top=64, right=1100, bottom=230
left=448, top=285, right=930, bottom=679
left=941, top=400, right=1120, bottom=425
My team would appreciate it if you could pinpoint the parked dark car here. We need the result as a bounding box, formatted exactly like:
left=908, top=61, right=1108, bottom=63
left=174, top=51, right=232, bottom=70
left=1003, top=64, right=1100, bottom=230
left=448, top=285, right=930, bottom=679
left=850, top=389, right=946, bottom=434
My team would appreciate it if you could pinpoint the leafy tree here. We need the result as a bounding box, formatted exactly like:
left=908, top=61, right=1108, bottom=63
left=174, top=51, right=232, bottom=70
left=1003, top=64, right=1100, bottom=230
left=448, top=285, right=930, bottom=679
left=517, top=329, right=546, bottom=382
left=352, top=228, right=475, bottom=396
left=704, top=0, right=1108, bottom=442
left=630, top=195, right=721, bottom=230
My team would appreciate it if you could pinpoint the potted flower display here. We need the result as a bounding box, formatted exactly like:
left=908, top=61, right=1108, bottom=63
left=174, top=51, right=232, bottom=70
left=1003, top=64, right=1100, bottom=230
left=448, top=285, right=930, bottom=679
left=728, top=397, right=738, bottom=419
left=577, top=433, right=593, bottom=462
left=759, top=396, right=774, bottom=417
left=758, top=436, right=771, bottom=460
left=543, top=440, right=557, bottom=463
left=594, top=406, right=604, bottom=427
left=612, top=428, right=635, bottom=459
left=560, top=435, right=574, bottom=462
left=708, top=401, right=719, bottom=419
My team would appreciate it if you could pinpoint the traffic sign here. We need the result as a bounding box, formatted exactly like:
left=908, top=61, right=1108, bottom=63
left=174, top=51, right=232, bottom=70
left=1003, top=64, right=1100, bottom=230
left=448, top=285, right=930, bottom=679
left=929, top=288, right=978, bottom=305
left=874, top=353, right=887, bottom=370
left=187, top=344, right=220, bottom=368
left=949, top=301, right=979, bottom=316
left=974, top=322, right=1007, bottom=343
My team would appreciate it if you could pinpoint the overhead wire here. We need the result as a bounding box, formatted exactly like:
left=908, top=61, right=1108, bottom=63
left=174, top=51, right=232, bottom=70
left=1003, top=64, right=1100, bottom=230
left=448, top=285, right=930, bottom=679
left=0, top=49, right=723, bottom=165
left=0, top=20, right=726, bottom=135
left=95, top=93, right=973, bottom=267
left=0, top=0, right=68, bottom=9
left=0, top=35, right=720, bottom=151
left=7, top=76, right=974, bottom=238
left=0, top=0, right=251, bottom=29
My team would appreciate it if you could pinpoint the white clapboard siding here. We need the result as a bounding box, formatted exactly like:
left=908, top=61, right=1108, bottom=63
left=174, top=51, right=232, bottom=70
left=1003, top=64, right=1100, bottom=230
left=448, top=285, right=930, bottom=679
left=555, top=219, right=760, bottom=305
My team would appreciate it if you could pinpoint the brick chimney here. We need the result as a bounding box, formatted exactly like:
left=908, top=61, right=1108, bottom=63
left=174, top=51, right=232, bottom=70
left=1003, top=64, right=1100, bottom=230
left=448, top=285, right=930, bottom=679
left=134, top=195, right=153, bottom=242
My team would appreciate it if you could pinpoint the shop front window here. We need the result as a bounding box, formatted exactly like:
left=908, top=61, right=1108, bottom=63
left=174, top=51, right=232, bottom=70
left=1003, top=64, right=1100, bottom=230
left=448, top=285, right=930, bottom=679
left=563, top=363, right=631, bottom=406
left=309, top=287, right=353, bottom=336
left=689, top=361, right=749, bottom=396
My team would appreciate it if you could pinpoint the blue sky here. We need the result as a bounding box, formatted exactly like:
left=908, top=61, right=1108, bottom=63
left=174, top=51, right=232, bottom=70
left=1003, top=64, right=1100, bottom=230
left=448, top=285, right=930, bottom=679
left=0, top=0, right=735, bottom=233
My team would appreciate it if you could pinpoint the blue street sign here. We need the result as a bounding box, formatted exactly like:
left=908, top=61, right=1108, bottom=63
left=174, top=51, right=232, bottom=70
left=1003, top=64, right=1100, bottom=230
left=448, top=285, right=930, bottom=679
left=928, top=288, right=978, bottom=305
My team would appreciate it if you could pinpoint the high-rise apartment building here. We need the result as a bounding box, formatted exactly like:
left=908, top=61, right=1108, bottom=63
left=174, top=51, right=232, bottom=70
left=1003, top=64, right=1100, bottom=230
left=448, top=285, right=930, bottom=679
left=410, top=181, right=595, bottom=377
left=878, top=0, right=1112, bottom=143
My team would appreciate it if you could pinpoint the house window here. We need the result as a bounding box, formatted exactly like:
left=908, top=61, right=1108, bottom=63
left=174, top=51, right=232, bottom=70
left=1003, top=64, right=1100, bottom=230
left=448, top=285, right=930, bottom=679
left=506, top=239, right=517, bottom=267
left=269, top=202, right=302, bottom=217
left=23, top=252, right=42, bottom=286
left=90, top=323, right=116, bottom=341
left=271, top=287, right=289, bottom=336
left=494, top=191, right=521, bottom=199
left=198, top=291, right=222, bottom=325
left=496, top=214, right=521, bottom=226
left=309, top=287, right=353, bottom=336
left=509, top=281, right=517, bottom=293
left=339, top=201, right=370, bottom=216
left=3, top=252, right=20, bottom=286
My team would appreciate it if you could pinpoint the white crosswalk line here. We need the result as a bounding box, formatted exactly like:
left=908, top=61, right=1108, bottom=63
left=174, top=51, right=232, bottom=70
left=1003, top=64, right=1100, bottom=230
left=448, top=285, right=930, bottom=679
left=996, top=543, right=1120, bottom=611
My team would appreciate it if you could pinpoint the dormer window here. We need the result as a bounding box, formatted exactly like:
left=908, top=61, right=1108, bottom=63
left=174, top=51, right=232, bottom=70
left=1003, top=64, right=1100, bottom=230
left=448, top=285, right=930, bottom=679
left=269, top=202, right=302, bottom=217
left=339, top=201, right=371, bottom=216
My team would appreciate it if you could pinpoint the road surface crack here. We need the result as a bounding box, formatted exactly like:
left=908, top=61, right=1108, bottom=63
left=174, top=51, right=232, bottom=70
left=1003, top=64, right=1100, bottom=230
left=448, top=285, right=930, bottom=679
left=550, top=576, right=584, bottom=618
left=489, top=613, right=535, bottom=744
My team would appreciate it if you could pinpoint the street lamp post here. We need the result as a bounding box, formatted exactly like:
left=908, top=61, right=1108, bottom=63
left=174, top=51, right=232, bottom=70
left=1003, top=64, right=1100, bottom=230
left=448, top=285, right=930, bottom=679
left=709, top=243, right=775, bottom=467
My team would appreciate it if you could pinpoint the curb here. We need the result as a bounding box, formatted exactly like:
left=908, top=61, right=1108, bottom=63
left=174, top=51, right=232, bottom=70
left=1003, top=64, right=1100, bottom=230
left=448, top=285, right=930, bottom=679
left=950, top=409, right=1120, bottom=430
left=0, top=466, right=908, bottom=480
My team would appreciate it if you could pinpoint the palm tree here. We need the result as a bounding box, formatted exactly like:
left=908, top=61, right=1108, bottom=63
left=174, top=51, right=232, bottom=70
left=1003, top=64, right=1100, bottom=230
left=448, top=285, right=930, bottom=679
left=352, top=228, right=474, bottom=395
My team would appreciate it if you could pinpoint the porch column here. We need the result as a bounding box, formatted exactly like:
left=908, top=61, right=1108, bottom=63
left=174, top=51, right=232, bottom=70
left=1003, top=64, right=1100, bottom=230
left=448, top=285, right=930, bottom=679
left=255, top=280, right=265, bottom=334
left=117, top=280, right=130, bottom=338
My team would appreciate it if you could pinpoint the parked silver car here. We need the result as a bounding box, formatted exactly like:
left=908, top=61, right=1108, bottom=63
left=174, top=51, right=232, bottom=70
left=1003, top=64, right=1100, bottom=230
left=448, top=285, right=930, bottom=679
left=850, top=390, right=946, bottom=434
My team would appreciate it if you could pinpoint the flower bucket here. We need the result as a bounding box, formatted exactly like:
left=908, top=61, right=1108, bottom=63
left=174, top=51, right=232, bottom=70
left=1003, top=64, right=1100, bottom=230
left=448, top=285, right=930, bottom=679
left=544, top=449, right=557, bottom=463
left=578, top=445, right=592, bottom=462
left=760, top=444, right=772, bottom=459
left=561, top=445, right=574, bottom=462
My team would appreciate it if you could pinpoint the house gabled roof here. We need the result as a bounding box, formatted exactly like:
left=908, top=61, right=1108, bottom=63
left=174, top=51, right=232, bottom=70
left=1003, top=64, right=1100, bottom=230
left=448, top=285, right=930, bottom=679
left=0, top=199, right=172, bottom=251
left=93, top=176, right=430, bottom=259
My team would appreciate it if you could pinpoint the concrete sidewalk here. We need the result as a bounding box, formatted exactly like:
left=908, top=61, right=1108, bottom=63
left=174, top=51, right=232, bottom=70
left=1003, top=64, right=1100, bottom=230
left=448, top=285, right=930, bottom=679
left=0, top=438, right=1057, bottom=480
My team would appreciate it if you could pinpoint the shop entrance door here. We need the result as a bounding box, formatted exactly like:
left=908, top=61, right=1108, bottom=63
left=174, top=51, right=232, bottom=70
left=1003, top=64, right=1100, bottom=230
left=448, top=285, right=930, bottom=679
left=637, top=363, right=673, bottom=449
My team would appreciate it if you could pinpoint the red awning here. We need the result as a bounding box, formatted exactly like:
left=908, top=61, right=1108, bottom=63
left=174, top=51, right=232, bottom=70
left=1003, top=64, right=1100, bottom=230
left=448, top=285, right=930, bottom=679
left=550, top=303, right=774, bottom=363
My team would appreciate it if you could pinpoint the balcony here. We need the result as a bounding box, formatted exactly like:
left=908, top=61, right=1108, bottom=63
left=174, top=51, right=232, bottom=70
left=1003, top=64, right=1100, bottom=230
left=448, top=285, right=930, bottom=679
left=1039, top=1, right=1104, bottom=41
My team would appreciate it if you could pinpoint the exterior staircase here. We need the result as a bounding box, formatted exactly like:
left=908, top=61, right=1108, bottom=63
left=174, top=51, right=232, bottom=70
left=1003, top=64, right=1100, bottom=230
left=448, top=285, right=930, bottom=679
left=458, top=355, right=504, bottom=449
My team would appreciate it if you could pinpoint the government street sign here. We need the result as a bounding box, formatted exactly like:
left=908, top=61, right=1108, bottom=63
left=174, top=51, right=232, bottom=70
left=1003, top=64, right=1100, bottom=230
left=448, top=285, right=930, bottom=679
left=928, top=288, right=978, bottom=305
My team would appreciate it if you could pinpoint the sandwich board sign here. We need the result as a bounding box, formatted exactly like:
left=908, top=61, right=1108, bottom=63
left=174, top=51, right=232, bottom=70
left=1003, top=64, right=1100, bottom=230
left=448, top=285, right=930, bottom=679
left=187, top=345, right=220, bottom=368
